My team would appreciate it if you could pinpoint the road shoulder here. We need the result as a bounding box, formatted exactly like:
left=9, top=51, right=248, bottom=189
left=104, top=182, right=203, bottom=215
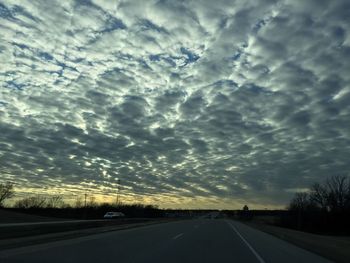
left=245, top=221, right=350, bottom=263
left=0, top=219, right=173, bottom=251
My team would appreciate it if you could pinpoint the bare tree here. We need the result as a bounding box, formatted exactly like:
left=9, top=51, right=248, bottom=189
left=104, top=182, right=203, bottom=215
left=306, top=175, right=350, bottom=212
left=87, top=196, right=97, bottom=207
left=14, top=196, right=47, bottom=209
left=0, top=182, right=14, bottom=207
left=309, top=183, right=328, bottom=210
left=46, top=195, right=65, bottom=208
left=287, top=175, right=350, bottom=233
left=346, top=178, right=350, bottom=210
left=74, top=196, right=84, bottom=208
left=325, top=175, right=350, bottom=212
left=288, top=192, right=311, bottom=211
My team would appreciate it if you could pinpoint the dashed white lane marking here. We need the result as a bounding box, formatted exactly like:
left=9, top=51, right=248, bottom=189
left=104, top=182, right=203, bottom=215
left=226, top=221, right=266, bottom=263
left=173, top=233, right=184, bottom=240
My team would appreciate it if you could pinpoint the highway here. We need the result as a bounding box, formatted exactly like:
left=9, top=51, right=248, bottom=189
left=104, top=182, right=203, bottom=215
left=0, top=219, right=332, bottom=263
left=0, top=220, right=105, bottom=227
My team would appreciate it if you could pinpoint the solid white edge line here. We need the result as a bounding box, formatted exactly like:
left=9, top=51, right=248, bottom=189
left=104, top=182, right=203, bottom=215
left=173, top=233, right=184, bottom=240
left=226, top=221, right=266, bottom=263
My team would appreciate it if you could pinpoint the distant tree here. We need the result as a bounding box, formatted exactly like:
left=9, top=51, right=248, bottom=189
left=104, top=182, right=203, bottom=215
left=14, top=196, right=47, bottom=209
left=287, top=176, right=350, bottom=233
left=288, top=192, right=314, bottom=230
left=46, top=195, right=65, bottom=208
left=0, top=182, right=15, bottom=207
left=87, top=196, right=97, bottom=207
left=309, top=183, right=328, bottom=211
left=309, top=175, right=350, bottom=212
left=324, top=175, right=350, bottom=212
left=74, top=196, right=84, bottom=208
left=288, top=192, right=312, bottom=211
left=288, top=176, right=350, bottom=213
left=240, top=205, right=251, bottom=220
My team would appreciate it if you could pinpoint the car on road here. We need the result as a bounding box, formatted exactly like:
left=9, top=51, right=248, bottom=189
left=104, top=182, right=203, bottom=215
left=103, top=212, right=125, bottom=219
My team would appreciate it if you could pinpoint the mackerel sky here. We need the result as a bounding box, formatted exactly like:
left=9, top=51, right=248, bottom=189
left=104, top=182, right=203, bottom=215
left=1, top=0, right=350, bottom=208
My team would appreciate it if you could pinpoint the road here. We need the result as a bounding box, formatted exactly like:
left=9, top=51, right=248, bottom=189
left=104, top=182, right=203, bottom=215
left=0, top=220, right=105, bottom=228
left=0, top=219, right=332, bottom=263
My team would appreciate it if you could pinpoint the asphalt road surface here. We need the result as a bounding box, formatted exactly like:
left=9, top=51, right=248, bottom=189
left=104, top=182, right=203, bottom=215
left=0, top=219, right=332, bottom=263
left=0, top=220, right=105, bottom=227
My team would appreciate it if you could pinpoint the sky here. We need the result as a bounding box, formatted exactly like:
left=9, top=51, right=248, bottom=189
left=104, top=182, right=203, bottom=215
left=0, top=0, right=350, bottom=209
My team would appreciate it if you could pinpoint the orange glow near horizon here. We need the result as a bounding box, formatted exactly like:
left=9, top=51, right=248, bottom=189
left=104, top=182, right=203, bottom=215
left=8, top=185, right=285, bottom=210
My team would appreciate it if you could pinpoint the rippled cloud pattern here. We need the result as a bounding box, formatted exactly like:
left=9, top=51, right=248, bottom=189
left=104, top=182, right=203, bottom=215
left=1, top=0, right=350, bottom=207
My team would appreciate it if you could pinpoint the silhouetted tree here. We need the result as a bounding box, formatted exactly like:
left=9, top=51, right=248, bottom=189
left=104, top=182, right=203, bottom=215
left=309, top=175, right=350, bottom=212
left=288, top=192, right=312, bottom=211
left=240, top=205, right=251, bottom=220
left=0, top=182, right=14, bottom=207
left=46, top=195, right=65, bottom=208
left=74, top=196, right=84, bottom=208
left=324, top=175, right=350, bottom=212
left=287, top=175, right=350, bottom=234
left=14, top=196, right=47, bottom=209
left=309, top=183, right=328, bottom=211
left=87, top=196, right=97, bottom=207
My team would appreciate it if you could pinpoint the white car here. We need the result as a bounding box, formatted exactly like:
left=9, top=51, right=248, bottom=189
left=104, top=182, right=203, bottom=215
left=103, top=212, right=125, bottom=219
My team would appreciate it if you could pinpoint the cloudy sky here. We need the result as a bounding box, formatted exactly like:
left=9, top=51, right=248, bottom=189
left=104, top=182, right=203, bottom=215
left=0, top=0, right=349, bottom=209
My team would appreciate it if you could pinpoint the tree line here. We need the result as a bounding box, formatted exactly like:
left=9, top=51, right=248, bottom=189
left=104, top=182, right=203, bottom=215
left=0, top=182, right=14, bottom=207
left=289, top=175, right=350, bottom=212
left=0, top=182, right=163, bottom=219
left=286, top=175, right=350, bottom=234
left=2, top=175, right=350, bottom=232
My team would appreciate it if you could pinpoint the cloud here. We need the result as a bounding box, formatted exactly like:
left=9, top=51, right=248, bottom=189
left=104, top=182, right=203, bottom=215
left=0, top=0, right=349, bottom=208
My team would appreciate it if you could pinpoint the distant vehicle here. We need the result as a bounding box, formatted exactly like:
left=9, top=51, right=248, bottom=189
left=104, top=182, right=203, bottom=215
left=103, top=212, right=125, bottom=219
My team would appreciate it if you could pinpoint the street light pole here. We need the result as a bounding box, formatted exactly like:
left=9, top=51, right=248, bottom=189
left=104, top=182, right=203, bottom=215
left=116, top=179, right=121, bottom=206
left=84, top=192, right=87, bottom=208
left=83, top=192, right=88, bottom=220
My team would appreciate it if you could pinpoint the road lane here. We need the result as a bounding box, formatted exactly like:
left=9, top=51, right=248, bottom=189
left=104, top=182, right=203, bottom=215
left=226, top=220, right=332, bottom=263
left=0, top=219, right=332, bottom=263
left=0, top=220, right=104, bottom=228
left=172, top=233, right=184, bottom=239
left=137, top=219, right=258, bottom=263
left=227, top=221, right=265, bottom=263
